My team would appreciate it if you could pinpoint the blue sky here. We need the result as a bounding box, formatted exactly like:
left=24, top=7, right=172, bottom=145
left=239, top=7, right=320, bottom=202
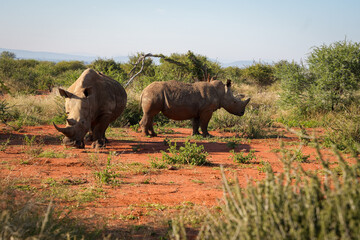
left=1, top=0, right=359, bottom=63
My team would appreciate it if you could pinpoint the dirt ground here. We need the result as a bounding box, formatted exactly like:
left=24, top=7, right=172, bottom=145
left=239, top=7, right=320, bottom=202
left=0, top=124, right=341, bottom=239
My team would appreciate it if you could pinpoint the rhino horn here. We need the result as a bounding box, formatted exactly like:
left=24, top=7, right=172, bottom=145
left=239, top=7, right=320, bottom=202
left=244, top=98, right=251, bottom=105
left=53, top=122, right=75, bottom=138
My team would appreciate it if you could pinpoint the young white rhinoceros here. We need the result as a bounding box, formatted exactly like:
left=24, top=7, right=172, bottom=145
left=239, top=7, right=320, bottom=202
left=53, top=69, right=127, bottom=148
left=140, top=80, right=250, bottom=137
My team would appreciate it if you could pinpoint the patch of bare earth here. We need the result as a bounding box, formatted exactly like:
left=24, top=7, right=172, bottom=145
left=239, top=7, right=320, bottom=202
left=0, top=124, right=342, bottom=239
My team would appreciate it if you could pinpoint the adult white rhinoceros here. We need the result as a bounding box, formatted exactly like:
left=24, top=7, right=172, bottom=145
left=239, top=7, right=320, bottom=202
left=139, top=80, right=250, bottom=137
left=54, top=68, right=127, bottom=148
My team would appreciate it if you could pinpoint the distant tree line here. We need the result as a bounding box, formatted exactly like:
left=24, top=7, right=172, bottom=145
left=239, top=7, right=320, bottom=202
left=1, top=39, right=360, bottom=114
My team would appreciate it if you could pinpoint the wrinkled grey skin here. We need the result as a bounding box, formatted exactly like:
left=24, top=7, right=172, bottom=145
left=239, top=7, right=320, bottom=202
left=140, top=80, right=250, bottom=137
left=54, top=69, right=127, bottom=148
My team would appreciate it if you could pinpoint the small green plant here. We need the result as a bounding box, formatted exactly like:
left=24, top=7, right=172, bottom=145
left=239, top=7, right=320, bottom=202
left=142, top=178, right=151, bottom=184
left=23, top=134, right=44, bottom=157
left=38, top=150, right=70, bottom=158
left=293, top=149, right=310, bottom=163
left=161, top=141, right=209, bottom=166
left=230, top=149, right=256, bottom=164
left=130, top=123, right=140, bottom=132
left=154, top=125, right=175, bottom=135
left=0, top=100, right=11, bottom=123
left=94, top=152, right=120, bottom=185
left=257, top=160, right=272, bottom=173
left=149, top=156, right=168, bottom=169
left=191, top=179, right=205, bottom=184
left=0, top=136, right=11, bottom=152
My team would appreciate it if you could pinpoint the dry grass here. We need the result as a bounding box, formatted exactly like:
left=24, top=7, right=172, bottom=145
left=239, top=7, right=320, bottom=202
left=5, top=89, right=65, bottom=125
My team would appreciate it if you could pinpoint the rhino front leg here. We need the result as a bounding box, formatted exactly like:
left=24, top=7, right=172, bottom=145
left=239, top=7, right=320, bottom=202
left=91, top=116, right=112, bottom=149
left=192, top=118, right=201, bottom=136
left=200, top=112, right=213, bottom=137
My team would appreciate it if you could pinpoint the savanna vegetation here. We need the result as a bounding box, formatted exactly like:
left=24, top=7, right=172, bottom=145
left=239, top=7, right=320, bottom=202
left=1, top=39, right=360, bottom=239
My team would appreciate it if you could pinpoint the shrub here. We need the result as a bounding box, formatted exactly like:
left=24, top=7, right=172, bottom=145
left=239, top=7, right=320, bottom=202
left=211, top=105, right=273, bottom=139
left=230, top=149, right=256, bottom=164
left=324, top=105, right=360, bottom=152
left=54, top=60, right=86, bottom=73
left=161, top=141, right=209, bottom=166
left=172, top=144, right=360, bottom=239
left=54, top=69, right=84, bottom=87
left=0, top=100, right=11, bottom=123
left=275, top=60, right=315, bottom=114
left=276, top=40, right=360, bottom=114
left=242, top=62, right=276, bottom=86
left=89, top=58, right=127, bottom=83
left=221, top=66, right=245, bottom=85
left=112, top=98, right=142, bottom=127
left=308, top=39, right=360, bottom=111
left=94, top=152, right=120, bottom=185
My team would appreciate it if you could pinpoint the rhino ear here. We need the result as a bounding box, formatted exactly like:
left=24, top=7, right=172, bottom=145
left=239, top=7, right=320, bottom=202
left=58, top=88, right=73, bottom=98
left=66, top=118, right=77, bottom=126
left=226, top=79, right=232, bottom=88
left=83, top=87, right=93, bottom=98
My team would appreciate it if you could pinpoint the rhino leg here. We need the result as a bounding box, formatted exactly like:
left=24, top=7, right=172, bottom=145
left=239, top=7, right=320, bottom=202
left=140, top=113, right=157, bottom=137
left=192, top=118, right=201, bottom=136
left=200, top=112, right=213, bottom=137
left=86, top=129, right=109, bottom=143
left=85, top=131, right=93, bottom=142
left=91, top=116, right=112, bottom=148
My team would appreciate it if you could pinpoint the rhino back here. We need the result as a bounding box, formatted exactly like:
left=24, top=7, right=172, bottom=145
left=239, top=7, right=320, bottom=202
left=68, top=69, right=127, bottom=120
left=142, top=80, right=222, bottom=120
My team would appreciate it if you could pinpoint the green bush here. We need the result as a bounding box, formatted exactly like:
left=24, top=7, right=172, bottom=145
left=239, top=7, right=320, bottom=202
left=242, top=62, right=276, bottom=86
left=221, top=66, right=245, bottom=85
left=0, top=55, right=88, bottom=92
left=324, top=105, right=360, bottom=152
left=276, top=40, right=360, bottom=114
left=172, top=144, right=360, bottom=239
left=111, top=98, right=142, bottom=127
left=230, top=149, right=256, bottom=164
left=54, top=60, right=86, bottom=73
left=211, top=106, right=273, bottom=139
left=0, top=100, right=11, bottom=123
left=89, top=58, right=128, bottom=84
left=308, top=39, right=360, bottom=111
left=161, top=141, right=209, bottom=166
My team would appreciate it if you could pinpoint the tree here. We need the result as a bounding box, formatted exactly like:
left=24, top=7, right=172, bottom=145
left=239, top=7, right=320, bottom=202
left=276, top=39, right=360, bottom=113
left=0, top=51, right=16, bottom=59
left=307, top=39, right=360, bottom=110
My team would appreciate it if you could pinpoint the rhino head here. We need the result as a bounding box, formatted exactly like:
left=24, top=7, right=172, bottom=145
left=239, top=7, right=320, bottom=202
left=53, top=87, right=93, bottom=148
left=221, top=80, right=250, bottom=116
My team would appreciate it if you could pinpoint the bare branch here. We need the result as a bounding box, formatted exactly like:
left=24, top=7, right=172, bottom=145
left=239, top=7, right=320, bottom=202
left=124, top=53, right=188, bottom=88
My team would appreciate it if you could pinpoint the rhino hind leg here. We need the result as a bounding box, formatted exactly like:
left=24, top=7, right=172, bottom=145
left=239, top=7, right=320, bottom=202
left=140, top=114, right=157, bottom=137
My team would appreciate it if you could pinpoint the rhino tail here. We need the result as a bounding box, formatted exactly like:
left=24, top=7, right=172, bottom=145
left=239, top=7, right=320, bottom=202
left=139, top=92, right=143, bottom=110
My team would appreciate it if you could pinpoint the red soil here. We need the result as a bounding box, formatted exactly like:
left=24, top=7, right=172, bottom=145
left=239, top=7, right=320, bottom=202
left=0, top=124, right=342, bottom=238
